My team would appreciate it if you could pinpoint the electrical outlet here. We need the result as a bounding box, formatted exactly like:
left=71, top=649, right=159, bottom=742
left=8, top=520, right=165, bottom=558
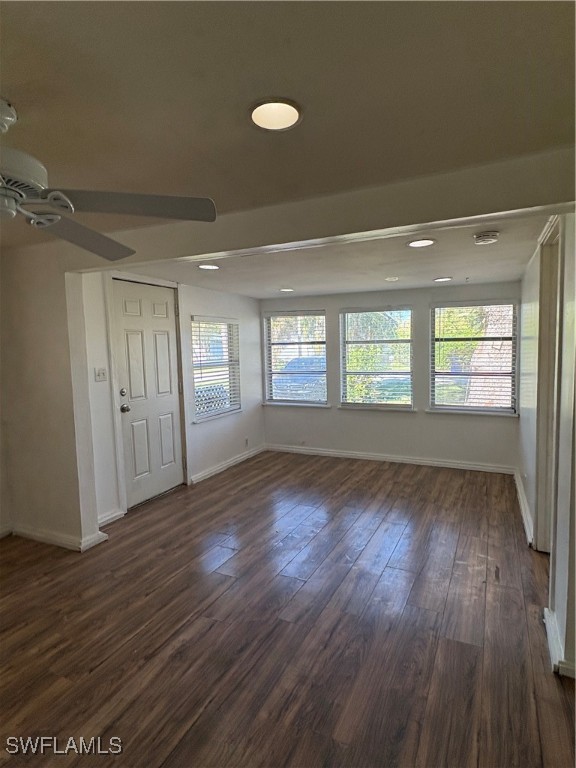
left=94, top=367, right=107, bottom=382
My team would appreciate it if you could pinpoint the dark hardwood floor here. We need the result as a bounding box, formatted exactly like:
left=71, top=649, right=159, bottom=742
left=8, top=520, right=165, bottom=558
left=1, top=452, right=574, bottom=767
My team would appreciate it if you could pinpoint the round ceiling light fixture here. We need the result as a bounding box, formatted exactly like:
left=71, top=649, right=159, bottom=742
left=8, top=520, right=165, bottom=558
left=433, top=276, right=452, bottom=283
left=279, top=287, right=294, bottom=292
left=474, top=231, right=499, bottom=245
left=385, top=277, right=399, bottom=282
left=407, top=238, right=436, bottom=248
left=198, top=263, right=219, bottom=270
left=251, top=99, right=301, bottom=131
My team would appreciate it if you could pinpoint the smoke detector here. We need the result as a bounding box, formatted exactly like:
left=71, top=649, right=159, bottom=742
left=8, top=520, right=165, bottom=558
left=474, top=231, right=499, bottom=245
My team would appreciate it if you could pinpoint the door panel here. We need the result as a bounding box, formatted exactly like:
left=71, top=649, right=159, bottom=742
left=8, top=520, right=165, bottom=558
left=153, top=332, right=172, bottom=395
left=126, top=331, right=147, bottom=400
left=159, top=413, right=176, bottom=467
left=113, top=280, right=184, bottom=507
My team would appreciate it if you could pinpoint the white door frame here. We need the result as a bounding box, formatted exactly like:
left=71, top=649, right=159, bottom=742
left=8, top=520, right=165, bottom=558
left=533, top=217, right=561, bottom=552
left=103, top=271, right=187, bottom=513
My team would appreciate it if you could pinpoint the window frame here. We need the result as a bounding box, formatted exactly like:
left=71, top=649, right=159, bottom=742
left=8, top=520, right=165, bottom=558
left=263, top=310, right=328, bottom=405
left=339, top=306, right=414, bottom=409
left=191, top=315, right=241, bottom=423
left=429, top=299, right=518, bottom=415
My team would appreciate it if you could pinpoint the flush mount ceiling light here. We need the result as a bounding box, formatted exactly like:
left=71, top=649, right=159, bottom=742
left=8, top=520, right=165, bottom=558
left=279, top=287, right=294, bottom=292
left=251, top=99, right=301, bottom=131
left=198, top=263, right=219, bottom=270
left=407, top=238, right=436, bottom=248
left=385, top=277, right=399, bottom=282
left=434, top=276, right=452, bottom=282
left=474, top=231, right=499, bottom=245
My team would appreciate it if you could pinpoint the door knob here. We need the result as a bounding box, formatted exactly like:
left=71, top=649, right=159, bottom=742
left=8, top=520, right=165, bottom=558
left=120, top=403, right=131, bottom=413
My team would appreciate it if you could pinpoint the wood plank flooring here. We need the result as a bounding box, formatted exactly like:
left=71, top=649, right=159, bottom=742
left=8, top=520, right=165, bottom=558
left=0, top=452, right=574, bottom=767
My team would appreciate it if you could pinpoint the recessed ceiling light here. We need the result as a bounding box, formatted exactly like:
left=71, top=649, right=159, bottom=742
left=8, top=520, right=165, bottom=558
left=251, top=99, right=301, bottom=131
left=407, top=238, right=436, bottom=248
left=279, top=287, right=294, bottom=292
left=385, top=277, right=399, bottom=282
left=434, top=277, right=452, bottom=282
left=198, top=264, right=219, bottom=270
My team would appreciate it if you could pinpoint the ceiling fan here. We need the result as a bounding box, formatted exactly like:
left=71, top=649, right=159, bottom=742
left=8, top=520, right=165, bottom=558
left=0, top=98, right=216, bottom=261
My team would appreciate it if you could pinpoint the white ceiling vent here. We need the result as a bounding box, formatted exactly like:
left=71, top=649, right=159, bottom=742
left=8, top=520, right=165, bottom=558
left=474, top=231, right=500, bottom=245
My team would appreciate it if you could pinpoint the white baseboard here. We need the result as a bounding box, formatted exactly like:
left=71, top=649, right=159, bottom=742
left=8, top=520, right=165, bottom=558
left=543, top=607, right=573, bottom=675
left=98, top=508, right=126, bottom=527
left=80, top=531, right=109, bottom=551
left=190, top=445, right=266, bottom=484
left=265, top=444, right=516, bottom=475
left=12, top=524, right=108, bottom=552
left=557, top=660, right=576, bottom=679
left=514, top=470, right=534, bottom=545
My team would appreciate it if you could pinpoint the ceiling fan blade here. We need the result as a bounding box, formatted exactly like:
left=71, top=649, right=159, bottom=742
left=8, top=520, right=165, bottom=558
left=43, top=216, right=135, bottom=261
left=48, top=189, right=216, bottom=222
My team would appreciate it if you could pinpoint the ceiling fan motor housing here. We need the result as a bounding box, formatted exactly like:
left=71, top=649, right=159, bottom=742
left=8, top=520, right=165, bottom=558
left=0, top=146, right=49, bottom=200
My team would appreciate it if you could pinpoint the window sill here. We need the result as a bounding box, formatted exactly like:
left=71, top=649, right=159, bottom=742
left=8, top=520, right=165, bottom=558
left=263, top=401, right=332, bottom=409
left=192, top=408, right=243, bottom=424
left=338, top=404, right=417, bottom=413
left=425, top=408, right=519, bottom=418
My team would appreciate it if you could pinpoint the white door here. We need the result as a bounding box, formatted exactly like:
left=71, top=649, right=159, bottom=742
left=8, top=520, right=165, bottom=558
left=113, top=280, right=184, bottom=508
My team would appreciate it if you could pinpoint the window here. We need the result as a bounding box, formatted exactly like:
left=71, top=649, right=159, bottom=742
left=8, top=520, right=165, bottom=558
left=341, top=309, right=413, bottom=406
left=431, top=303, right=517, bottom=412
left=191, top=317, right=240, bottom=421
left=264, top=312, right=326, bottom=403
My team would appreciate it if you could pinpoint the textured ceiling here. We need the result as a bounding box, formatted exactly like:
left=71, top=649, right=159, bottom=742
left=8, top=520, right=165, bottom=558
left=1, top=2, right=573, bottom=247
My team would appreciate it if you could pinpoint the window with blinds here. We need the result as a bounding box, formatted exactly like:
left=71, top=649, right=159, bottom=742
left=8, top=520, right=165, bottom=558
left=431, top=303, right=517, bottom=412
left=341, top=309, right=413, bottom=406
left=264, top=312, right=327, bottom=403
left=191, top=317, right=240, bottom=421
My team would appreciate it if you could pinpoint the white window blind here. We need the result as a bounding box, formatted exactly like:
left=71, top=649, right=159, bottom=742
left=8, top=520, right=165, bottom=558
left=341, top=309, right=413, bottom=406
left=191, top=317, right=240, bottom=421
left=431, top=303, right=517, bottom=412
left=264, top=312, right=327, bottom=403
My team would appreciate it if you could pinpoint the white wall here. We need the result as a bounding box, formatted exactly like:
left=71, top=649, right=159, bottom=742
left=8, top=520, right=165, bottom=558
left=0, top=250, right=84, bottom=547
left=518, top=251, right=540, bottom=538
left=178, top=284, right=265, bottom=482
left=262, top=282, right=520, bottom=471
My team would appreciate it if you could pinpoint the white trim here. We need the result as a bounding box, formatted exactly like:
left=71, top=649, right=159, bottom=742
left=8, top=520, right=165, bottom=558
left=338, top=405, right=417, bottom=413
left=514, top=470, right=534, bottom=545
left=0, top=526, right=12, bottom=539
left=538, top=215, right=561, bottom=246
left=109, top=271, right=178, bottom=288
left=265, top=444, right=515, bottom=474
left=80, top=531, right=109, bottom=552
left=544, top=608, right=565, bottom=673
left=103, top=273, right=128, bottom=515
left=189, top=445, right=266, bottom=484
left=425, top=408, right=518, bottom=417
left=263, top=401, right=332, bottom=409
left=557, top=660, right=576, bottom=679
left=98, top=508, right=126, bottom=527
left=11, top=525, right=108, bottom=552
